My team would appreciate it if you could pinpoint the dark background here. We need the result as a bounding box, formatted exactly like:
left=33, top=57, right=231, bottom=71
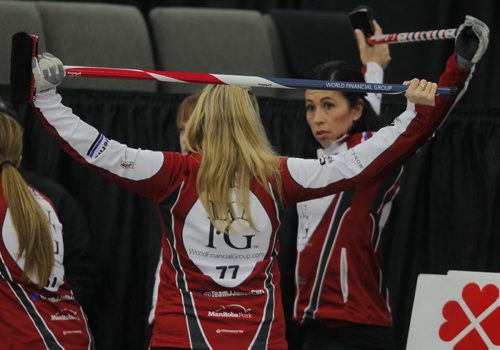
left=2, top=1, right=499, bottom=349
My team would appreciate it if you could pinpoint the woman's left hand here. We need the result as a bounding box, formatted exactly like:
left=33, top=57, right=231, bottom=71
left=355, top=20, right=391, bottom=69
left=403, top=79, right=438, bottom=106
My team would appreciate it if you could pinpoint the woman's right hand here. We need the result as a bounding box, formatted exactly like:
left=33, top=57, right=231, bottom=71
left=31, top=52, right=66, bottom=93
left=403, top=79, right=438, bottom=106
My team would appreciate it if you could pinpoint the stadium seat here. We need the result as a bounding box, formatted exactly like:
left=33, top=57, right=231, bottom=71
left=37, top=1, right=157, bottom=92
left=149, top=7, right=285, bottom=97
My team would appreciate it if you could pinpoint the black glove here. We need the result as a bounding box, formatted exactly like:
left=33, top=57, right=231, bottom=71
left=455, top=15, right=489, bottom=70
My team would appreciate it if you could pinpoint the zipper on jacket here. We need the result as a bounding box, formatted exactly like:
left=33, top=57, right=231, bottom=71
left=340, top=247, right=349, bottom=303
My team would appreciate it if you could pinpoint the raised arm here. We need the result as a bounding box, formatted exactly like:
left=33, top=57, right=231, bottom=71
left=31, top=55, right=185, bottom=202
left=356, top=19, right=391, bottom=115
left=281, top=16, right=489, bottom=204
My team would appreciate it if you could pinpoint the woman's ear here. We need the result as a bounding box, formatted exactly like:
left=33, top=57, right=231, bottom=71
left=352, top=99, right=364, bottom=121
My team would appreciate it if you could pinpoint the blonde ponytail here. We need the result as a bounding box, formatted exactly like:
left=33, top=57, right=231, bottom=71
left=0, top=112, right=54, bottom=288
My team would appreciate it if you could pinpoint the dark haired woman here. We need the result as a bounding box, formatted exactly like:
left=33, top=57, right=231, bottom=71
left=294, top=17, right=489, bottom=350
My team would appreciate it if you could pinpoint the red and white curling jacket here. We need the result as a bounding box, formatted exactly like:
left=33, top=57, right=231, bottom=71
left=294, top=55, right=472, bottom=329
left=294, top=61, right=397, bottom=328
left=294, top=131, right=403, bottom=327
left=32, top=54, right=471, bottom=350
left=0, top=182, right=93, bottom=349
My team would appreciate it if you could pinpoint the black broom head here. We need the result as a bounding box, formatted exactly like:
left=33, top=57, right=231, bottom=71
left=10, top=32, right=38, bottom=106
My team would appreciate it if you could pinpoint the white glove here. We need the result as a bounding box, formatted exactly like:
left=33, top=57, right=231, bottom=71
left=455, top=15, right=489, bottom=69
left=31, top=52, right=66, bottom=92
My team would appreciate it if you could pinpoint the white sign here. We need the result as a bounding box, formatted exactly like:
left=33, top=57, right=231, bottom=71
left=407, top=273, right=500, bottom=350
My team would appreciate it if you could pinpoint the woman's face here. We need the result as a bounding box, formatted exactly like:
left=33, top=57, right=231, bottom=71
left=305, top=90, right=363, bottom=149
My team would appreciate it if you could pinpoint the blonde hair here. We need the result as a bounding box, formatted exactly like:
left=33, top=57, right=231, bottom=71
left=0, top=112, right=54, bottom=288
left=184, top=85, right=281, bottom=232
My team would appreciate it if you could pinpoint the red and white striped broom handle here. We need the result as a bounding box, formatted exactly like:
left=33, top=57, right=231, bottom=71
left=367, top=28, right=457, bottom=45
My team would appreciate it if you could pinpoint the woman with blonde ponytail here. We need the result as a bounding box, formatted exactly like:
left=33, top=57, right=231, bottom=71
left=32, top=47, right=475, bottom=349
left=0, top=112, right=93, bottom=349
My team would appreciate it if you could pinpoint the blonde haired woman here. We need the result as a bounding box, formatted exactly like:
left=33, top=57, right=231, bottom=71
left=0, top=112, right=93, bottom=349
left=32, top=45, right=476, bottom=348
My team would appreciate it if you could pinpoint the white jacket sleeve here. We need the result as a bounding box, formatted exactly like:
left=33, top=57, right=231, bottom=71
left=364, top=62, right=384, bottom=115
